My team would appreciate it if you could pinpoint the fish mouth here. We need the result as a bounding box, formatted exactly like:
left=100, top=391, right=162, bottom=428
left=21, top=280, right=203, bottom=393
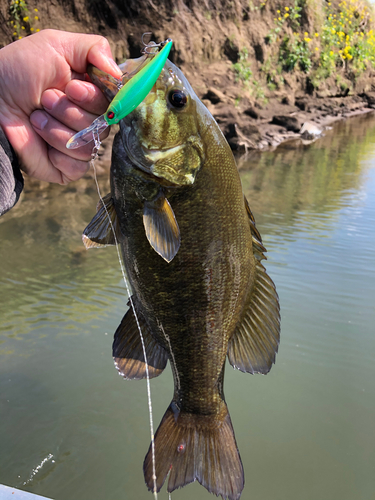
left=141, top=143, right=184, bottom=162
left=141, top=143, right=196, bottom=185
left=121, top=123, right=196, bottom=186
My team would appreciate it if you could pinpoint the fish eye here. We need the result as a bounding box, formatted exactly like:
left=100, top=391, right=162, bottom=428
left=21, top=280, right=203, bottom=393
left=107, top=111, right=115, bottom=120
left=168, top=90, right=187, bottom=109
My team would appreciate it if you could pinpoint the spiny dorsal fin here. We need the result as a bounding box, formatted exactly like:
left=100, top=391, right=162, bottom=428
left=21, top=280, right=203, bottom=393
left=228, top=198, right=280, bottom=374
left=82, top=193, right=120, bottom=248
left=244, top=195, right=267, bottom=260
left=113, top=298, right=168, bottom=380
left=143, top=195, right=180, bottom=263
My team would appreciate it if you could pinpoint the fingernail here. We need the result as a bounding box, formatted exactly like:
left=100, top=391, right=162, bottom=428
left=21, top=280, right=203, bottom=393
left=108, top=58, right=122, bottom=77
left=41, top=89, right=59, bottom=111
left=30, top=110, right=48, bottom=130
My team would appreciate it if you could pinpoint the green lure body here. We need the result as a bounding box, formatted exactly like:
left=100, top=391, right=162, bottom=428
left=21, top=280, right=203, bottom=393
left=104, top=40, right=173, bottom=125
left=66, top=39, right=173, bottom=150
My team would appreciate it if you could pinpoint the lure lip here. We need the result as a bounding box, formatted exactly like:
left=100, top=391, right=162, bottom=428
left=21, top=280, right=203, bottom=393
left=66, top=115, right=108, bottom=150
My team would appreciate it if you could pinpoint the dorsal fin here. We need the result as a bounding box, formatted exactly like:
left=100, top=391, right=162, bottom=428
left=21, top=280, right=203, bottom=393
left=82, top=194, right=120, bottom=248
left=143, top=194, right=180, bottom=263
left=113, top=298, right=168, bottom=380
left=244, top=195, right=267, bottom=260
left=227, top=197, right=280, bottom=374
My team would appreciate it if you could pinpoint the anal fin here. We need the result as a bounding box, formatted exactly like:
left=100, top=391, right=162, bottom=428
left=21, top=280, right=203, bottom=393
left=113, top=298, right=168, bottom=380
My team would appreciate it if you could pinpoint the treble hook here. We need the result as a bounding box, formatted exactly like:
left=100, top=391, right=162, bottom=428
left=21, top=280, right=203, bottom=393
left=141, top=33, right=173, bottom=55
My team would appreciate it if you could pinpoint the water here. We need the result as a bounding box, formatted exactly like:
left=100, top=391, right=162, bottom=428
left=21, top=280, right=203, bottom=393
left=1, top=113, right=375, bottom=500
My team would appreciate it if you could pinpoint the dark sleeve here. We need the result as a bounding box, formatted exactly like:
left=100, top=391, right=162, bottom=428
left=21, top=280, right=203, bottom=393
left=0, top=127, right=24, bottom=216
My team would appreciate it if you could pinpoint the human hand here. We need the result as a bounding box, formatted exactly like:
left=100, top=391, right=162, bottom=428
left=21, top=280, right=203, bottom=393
left=0, top=29, right=122, bottom=184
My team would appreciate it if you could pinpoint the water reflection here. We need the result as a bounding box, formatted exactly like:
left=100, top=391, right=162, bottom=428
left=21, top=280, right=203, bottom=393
left=0, top=113, right=375, bottom=500
left=238, top=112, right=375, bottom=237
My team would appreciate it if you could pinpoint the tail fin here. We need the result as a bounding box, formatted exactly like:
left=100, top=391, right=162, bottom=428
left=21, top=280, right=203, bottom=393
left=143, top=402, right=244, bottom=500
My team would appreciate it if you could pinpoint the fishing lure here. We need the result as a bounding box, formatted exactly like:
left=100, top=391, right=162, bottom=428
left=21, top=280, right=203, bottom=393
left=66, top=38, right=173, bottom=150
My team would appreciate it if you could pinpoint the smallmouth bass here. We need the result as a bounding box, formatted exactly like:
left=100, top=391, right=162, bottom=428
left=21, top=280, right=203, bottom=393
left=84, top=48, right=280, bottom=500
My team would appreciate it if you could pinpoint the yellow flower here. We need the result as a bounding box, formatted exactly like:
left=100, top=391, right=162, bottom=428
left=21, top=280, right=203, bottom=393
left=34, top=8, right=38, bottom=11
left=304, top=32, right=308, bottom=36
left=23, top=16, right=28, bottom=21
left=315, top=32, right=319, bottom=37
left=30, top=27, right=34, bottom=31
left=284, top=13, right=289, bottom=18
left=36, top=28, right=40, bottom=32
left=285, top=6, right=289, bottom=10
left=21, top=26, right=25, bottom=29
left=277, top=9, right=280, bottom=13
left=13, top=32, right=17, bottom=36
left=278, top=17, right=282, bottom=21
left=304, top=37, right=311, bottom=43
left=34, top=16, right=39, bottom=20
left=330, top=50, right=334, bottom=55
left=315, top=47, right=319, bottom=51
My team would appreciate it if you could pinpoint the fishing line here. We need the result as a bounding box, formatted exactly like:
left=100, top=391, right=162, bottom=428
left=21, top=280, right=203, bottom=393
left=90, top=131, right=158, bottom=499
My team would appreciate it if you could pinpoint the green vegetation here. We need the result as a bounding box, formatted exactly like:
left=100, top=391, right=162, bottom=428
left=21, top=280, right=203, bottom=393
left=269, top=0, right=375, bottom=81
left=233, top=0, right=375, bottom=95
left=232, top=48, right=268, bottom=100
left=9, top=0, right=40, bottom=40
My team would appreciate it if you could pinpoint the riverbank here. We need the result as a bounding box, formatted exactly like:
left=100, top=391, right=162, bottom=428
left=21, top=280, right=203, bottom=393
left=1, top=0, right=375, bottom=155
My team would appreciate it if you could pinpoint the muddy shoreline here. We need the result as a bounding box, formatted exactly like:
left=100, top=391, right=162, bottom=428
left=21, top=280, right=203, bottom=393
left=198, top=88, right=375, bottom=154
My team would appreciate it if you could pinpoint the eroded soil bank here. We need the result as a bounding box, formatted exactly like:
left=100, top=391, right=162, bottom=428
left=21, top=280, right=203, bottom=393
left=1, top=0, right=375, bottom=157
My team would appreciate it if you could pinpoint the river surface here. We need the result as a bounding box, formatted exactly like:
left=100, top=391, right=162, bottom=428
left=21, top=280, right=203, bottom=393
left=0, top=113, right=374, bottom=500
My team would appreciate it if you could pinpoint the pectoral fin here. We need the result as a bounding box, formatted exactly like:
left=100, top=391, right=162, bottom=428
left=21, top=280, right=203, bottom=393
left=143, top=195, right=180, bottom=263
left=113, top=298, right=168, bottom=380
left=82, top=193, right=120, bottom=248
left=228, top=196, right=280, bottom=374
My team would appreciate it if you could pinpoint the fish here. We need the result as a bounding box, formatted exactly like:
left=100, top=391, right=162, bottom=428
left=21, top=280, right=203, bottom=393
left=83, top=50, right=280, bottom=500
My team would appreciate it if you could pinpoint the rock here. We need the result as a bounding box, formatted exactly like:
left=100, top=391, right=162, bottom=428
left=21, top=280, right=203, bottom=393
left=224, top=121, right=261, bottom=152
left=271, top=115, right=301, bottom=132
left=203, top=87, right=227, bottom=104
left=281, top=95, right=295, bottom=106
left=300, top=121, right=323, bottom=140
left=295, top=98, right=309, bottom=111
left=361, top=92, right=375, bottom=108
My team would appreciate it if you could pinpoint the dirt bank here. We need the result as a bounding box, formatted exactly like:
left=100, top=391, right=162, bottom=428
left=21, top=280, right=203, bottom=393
left=1, top=0, right=375, bottom=157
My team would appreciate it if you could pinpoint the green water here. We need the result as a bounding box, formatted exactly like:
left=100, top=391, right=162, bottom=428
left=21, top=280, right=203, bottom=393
left=1, top=114, right=374, bottom=500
